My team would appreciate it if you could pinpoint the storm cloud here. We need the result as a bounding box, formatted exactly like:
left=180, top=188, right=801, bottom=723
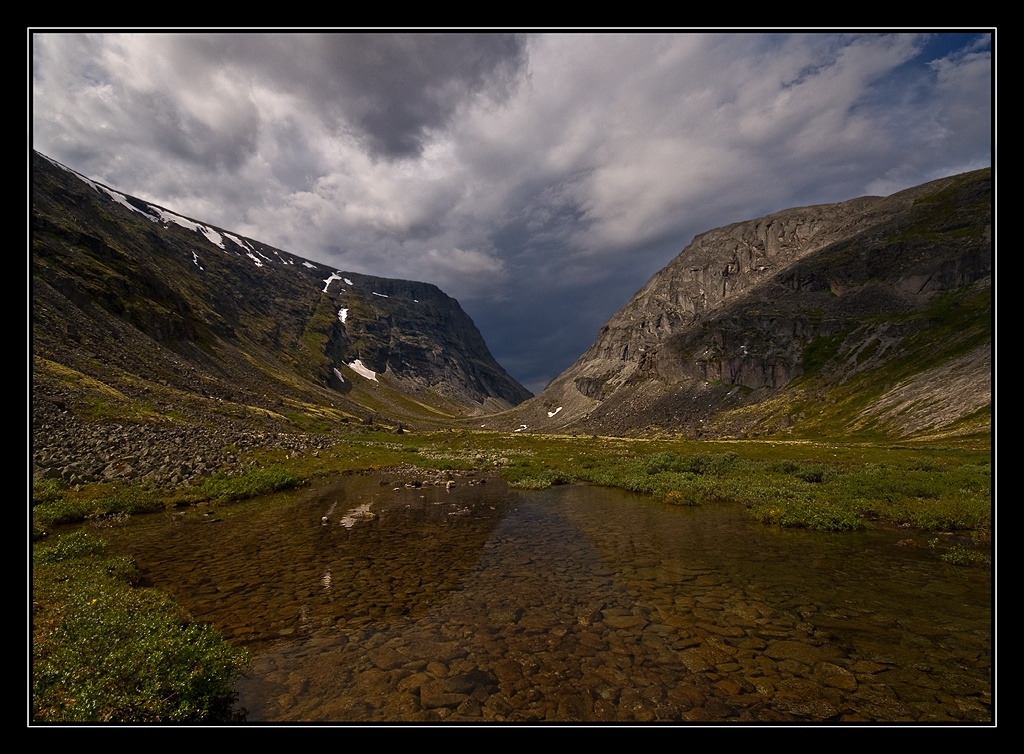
left=32, top=31, right=992, bottom=393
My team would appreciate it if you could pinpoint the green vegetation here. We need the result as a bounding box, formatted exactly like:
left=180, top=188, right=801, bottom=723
left=34, top=357, right=168, bottom=424
left=34, top=431, right=990, bottom=539
left=892, top=169, right=990, bottom=245
left=738, top=278, right=993, bottom=442
left=325, top=430, right=990, bottom=536
left=32, top=531, right=248, bottom=722
left=31, top=428, right=990, bottom=721
left=296, top=297, right=337, bottom=371
left=33, top=465, right=304, bottom=537
left=939, top=543, right=991, bottom=567
left=802, top=332, right=849, bottom=376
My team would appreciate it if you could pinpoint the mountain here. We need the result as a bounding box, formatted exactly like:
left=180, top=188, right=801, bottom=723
left=507, top=169, right=992, bottom=440
left=31, top=148, right=992, bottom=460
left=31, top=150, right=531, bottom=447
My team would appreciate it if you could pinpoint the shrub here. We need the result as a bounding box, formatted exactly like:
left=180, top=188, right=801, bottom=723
left=32, top=481, right=165, bottom=537
left=768, top=460, right=800, bottom=475
left=32, top=531, right=248, bottom=722
left=939, top=544, right=991, bottom=566
left=662, top=488, right=704, bottom=506
left=746, top=497, right=862, bottom=531
left=640, top=451, right=738, bottom=477
left=32, top=478, right=65, bottom=506
left=192, top=465, right=304, bottom=503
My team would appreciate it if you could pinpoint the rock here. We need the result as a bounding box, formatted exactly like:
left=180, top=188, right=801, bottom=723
left=509, top=169, right=991, bottom=439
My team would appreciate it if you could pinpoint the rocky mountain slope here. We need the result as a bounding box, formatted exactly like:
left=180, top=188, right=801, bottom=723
left=31, top=147, right=992, bottom=478
left=506, top=169, right=991, bottom=440
left=31, top=150, right=530, bottom=470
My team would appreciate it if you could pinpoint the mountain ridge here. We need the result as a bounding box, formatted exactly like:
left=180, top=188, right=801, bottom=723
left=502, top=168, right=991, bottom=440
left=31, top=150, right=531, bottom=441
left=32, top=150, right=991, bottom=462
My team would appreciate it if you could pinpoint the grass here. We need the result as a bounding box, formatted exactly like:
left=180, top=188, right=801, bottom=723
left=32, top=465, right=305, bottom=537
left=32, top=531, right=248, bottom=722
left=349, top=431, right=991, bottom=535
left=31, top=428, right=990, bottom=721
left=34, top=357, right=168, bottom=424
left=939, top=544, right=991, bottom=567
left=35, top=431, right=991, bottom=538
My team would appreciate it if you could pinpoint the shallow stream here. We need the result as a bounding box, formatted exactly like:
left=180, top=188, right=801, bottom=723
left=103, top=474, right=992, bottom=723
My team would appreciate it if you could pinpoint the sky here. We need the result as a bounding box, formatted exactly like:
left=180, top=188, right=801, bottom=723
left=31, top=31, right=993, bottom=395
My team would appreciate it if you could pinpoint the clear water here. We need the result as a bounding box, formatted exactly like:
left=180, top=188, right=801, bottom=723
left=103, top=475, right=992, bottom=723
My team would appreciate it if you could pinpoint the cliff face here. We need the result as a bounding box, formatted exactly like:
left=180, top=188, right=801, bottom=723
left=513, top=169, right=991, bottom=439
left=317, top=272, right=532, bottom=408
left=31, top=151, right=529, bottom=435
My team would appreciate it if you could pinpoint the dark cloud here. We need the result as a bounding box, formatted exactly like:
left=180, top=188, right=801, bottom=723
left=314, top=33, right=528, bottom=159
left=139, top=90, right=259, bottom=170
left=32, top=31, right=992, bottom=393
left=176, top=32, right=530, bottom=160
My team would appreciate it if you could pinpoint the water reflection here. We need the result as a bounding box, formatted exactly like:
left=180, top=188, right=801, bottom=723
left=104, top=476, right=992, bottom=723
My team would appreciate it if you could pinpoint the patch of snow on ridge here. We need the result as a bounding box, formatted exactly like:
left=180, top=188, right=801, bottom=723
left=150, top=207, right=227, bottom=249
left=338, top=308, right=348, bottom=323
left=347, top=359, right=377, bottom=381
left=323, top=272, right=344, bottom=292
left=245, top=251, right=264, bottom=267
left=547, top=407, right=563, bottom=418
left=332, top=367, right=346, bottom=384
left=152, top=207, right=199, bottom=232
left=192, top=251, right=203, bottom=270
left=200, top=227, right=225, bottom=249
left=344, top=278, right=354, bottom=285
left=224, top=232, right=253, bottom=252
left=303, top=261, right=317, bottom=269
left=53, top=158, right=161, bottom=223
left=95, top=184, right=160, bottom=222
left=48, top=154, right=240, bottom=255
left=372, top=292, right=389, bottom=298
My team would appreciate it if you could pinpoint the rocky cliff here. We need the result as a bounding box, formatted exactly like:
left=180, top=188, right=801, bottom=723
left=509, top=169, right=991, bottom=439
left=31, top=150, right=530, bottom=449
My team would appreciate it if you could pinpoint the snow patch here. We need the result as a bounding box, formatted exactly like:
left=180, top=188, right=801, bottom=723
left=347, top=359, right=378, bottom=381
left=150, top=206, right=227, bottom=250
left=372, top=292, right=389, bottom=298
left=224, top=232, right=253, bottom=252
left=332, top=367, right=346, bottom=383
left=52, top=155, right=271, bottom=264
left=200, top=226, right=225, bottom=248
left=323, top=272, right=344, bottom=292
left=303, top=261, right=317, bottom=269
left=338, top=308, right=348, bottom=323
left=344, top=278, right=354, bottom=286
left=57, top=160, right=161, bottom=224
left=95, top=184, right=160, bottom=221
left=514, top=424, right=528, bottom=432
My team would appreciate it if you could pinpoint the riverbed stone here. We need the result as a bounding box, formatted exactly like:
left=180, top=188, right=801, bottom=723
left=419, top=680, right=468, bottom=710
left=96, top=470, right=990, bottom=723
left=815, top=661, right=858, bottom=691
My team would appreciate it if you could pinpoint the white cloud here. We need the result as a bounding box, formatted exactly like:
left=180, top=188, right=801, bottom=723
left=32, top=32, right=992, bottom=391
